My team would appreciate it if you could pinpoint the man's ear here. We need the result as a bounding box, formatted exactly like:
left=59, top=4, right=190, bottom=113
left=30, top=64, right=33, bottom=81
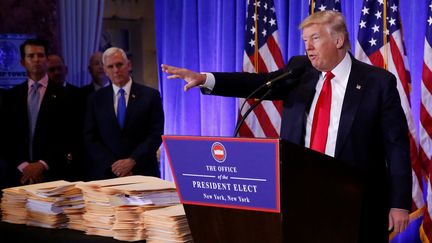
left=335, top=34, right=345, bottom=49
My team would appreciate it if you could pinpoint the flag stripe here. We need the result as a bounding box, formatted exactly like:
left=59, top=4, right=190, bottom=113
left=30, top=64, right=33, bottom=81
left=389, top=34, right=411, bottom=100
left=423, top=64, right=432, bottom=94
left=248, top=53, right=269, bottom=73
left=259, top=44, right=278, bottom=72
left=251, top=102, right=280, bottom=137
left=368, top=50, right=385, bottom=68
left=260, top=100, right=283, bottom=129
left=420, top=119, right=432, bottom=163
left=266, top=33, right=285, bottom=68
left=421, top=102, right=432, bottom=140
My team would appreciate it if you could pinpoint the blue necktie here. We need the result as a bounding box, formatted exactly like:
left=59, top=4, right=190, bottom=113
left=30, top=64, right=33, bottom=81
left=117, top=88, right=126, bottom=128
left=28, top=82, right=41, bottom=160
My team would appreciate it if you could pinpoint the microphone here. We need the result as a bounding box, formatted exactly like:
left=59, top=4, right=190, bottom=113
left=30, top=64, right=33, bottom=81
left=263, top=66, right=305, bottom=88
left=236, top=66, right=306, bottom=131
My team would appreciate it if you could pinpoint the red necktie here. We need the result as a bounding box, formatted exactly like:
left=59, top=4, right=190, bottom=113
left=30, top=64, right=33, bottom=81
left=310, top=71, right=334, bottom=153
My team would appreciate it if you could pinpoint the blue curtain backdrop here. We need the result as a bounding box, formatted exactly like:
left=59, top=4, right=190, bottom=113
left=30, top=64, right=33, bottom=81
left=58, top=0, right=104, bottom=87
left=155, top=0, right=428, bottom=190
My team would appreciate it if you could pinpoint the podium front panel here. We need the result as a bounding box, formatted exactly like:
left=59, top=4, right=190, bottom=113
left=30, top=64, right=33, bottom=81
left=163, top=136, right=280, bottom=212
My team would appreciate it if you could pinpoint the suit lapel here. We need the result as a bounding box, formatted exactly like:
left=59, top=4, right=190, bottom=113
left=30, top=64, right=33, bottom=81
left=334, top=60, right=366, bottom=157
left=17, top=82, right=30, bottom=134
left=100, top=87, right=120, bottom=129
left=124, top=83, right=139, bottom=129
left=302, top=69, right=321, bottom=114
left=38, top=81, right=56, bottom=116
left=283, top=68, right=320, bottom=145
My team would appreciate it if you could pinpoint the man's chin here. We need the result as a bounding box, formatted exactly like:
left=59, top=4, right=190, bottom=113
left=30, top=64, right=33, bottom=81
left=31, top=70, right=47, bottom=76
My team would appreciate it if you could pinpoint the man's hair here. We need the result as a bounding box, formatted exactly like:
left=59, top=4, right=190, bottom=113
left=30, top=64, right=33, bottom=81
left=48, top=54, right=66, bottom=65
left=299, top=10, right=351, bottom=51
left=88, top=52, right=103, bottom=65
left=19, top=38, right=49, bottom=59
left=102, top=47, right=128, bottom=64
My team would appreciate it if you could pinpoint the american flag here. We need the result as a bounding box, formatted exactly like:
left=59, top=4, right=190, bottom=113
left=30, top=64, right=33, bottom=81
left=355, top=0, right=425, bottom=240
left=239, top=0, right=285, bottom=138
left=420, top=0, right=432, bottom=241
left=309, top=0, right=341, bottom=14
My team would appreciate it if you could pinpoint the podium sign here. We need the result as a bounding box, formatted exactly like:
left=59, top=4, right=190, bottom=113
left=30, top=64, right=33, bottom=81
left=163, top=136, right=280, bottom=212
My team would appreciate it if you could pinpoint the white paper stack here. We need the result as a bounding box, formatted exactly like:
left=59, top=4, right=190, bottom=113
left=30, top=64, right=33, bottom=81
left=22, top=180, right=82, bottom=229
left=143, top=204, right=193, bottom=243
left=30, top=181, right=85, bottom=230
left=103, top=178, right=180, bottom=207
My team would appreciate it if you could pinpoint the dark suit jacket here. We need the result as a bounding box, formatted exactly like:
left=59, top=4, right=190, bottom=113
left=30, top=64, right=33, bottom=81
left=81, top=83, right=97, bottom=97
left=84, top=82, right=164, bottom=180
left=209, top=55, right=411, bottom=242
left=1, top=80, right=78, bottom=184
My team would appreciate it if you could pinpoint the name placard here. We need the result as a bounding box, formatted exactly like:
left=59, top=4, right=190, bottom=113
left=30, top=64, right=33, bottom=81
left=163, top=136, right=280, bottom=212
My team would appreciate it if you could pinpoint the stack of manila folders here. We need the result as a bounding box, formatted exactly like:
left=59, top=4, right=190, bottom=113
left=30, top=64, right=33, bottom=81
left=1, top=176, right=193, bottom=242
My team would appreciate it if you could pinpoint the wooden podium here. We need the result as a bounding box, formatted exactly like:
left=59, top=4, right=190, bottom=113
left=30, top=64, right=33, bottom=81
left=163, top=136, right=363, bottom=243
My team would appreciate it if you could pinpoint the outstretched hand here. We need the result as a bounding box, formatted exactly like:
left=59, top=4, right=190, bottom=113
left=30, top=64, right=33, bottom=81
left=161, top=64, right=207, bottom=91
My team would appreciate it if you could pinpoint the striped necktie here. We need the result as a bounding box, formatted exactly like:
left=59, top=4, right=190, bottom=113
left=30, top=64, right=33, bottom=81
left=28, top=82, right=41, bottom=159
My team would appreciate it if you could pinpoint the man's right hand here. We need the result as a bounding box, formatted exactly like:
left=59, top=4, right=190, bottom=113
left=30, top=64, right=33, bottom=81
left=161, top=64, right=207, bottom=91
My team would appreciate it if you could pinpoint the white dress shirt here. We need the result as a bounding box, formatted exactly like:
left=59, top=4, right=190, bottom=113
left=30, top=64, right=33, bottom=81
left=305, top=53, right=352, bottom=157
left=112, top=78, right=132, bottom=116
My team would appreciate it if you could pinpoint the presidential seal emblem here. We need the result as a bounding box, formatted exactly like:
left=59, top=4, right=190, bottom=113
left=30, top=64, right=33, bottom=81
left=211, top=142, right=226, bottom=163
left=0, top=41, right=19, bottom=71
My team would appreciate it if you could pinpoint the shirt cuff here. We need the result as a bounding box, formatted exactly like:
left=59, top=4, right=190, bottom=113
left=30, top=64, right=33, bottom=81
left=390, top=208, right=409, bottom=212
left=17, top=162, right=29, bottom=172
left=200, top=72, right=215, bottom=91
left=38, top=160, right=49, bottom=170
left=17, top=160, right=49, bottom=172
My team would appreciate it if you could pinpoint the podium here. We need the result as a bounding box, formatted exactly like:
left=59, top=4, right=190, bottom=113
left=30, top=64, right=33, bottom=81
left=163, top=136, right=363, bottom=243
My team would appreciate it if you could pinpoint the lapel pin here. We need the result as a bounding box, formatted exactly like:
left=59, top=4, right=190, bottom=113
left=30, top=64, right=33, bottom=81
left=356, top=84, right=362, bottom=90
left=131, top=94, right=136, bottom=99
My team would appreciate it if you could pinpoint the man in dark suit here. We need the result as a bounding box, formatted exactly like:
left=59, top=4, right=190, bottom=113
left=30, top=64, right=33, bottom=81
left=84, top=47, right=164, bottom=180
left=79, top=52, right=109, bottom=180
left=47, top=54, right=80, bottom=91
left=162, top=11, right=411, bottom=242
left=1, top=39, right=77, bottom=185
left=46, top=54, right=86, bottom=181
left=81, top=52, right=109, bottom=96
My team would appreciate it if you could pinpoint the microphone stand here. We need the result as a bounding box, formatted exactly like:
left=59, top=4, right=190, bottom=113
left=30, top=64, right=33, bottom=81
left=233, top=88, right=273, bottom=137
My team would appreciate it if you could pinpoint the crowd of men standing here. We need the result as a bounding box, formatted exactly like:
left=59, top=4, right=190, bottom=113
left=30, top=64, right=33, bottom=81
left=0, top=38, right=164, bottom=189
